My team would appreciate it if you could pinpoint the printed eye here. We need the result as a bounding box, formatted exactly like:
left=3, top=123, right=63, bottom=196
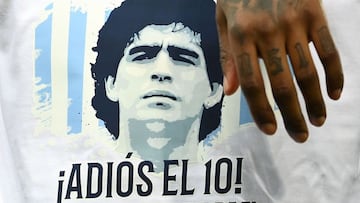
left=131, top=52, right=153, bottom=61
left=129, top=46, right=161, bottom=62
left=172, top=54, right=197, bottom=66
left=168, top=46, right=199, bottom=66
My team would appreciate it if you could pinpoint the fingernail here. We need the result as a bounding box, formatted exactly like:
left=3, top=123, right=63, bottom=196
left=260, top=123, right=276, bottom=135
left=331, top=89, right=342, bottom=100
left=223, top=76, right=230, bottom=95
left=223, top=75, right=238, bottom=95
left=310, top=116, right=326, bottom=127
left=291, top=132, right=308, bottom=143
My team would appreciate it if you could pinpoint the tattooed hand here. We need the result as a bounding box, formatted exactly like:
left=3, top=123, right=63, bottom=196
left=216, top=0, right=344, bottom=142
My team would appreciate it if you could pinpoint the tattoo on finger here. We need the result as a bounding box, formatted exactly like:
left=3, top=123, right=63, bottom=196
left=221, top=0, right=248, bottom=24
left=268, top=48, right=283, bottom=75
left=220, top=46, right=230, bottom=66
left=222, top=0, right=272, bottom=12
left=278, top=0, right=300, bottom=12
left=237, top=53, right=253, bottom=76
left=295, top=43, right=309, bottom=68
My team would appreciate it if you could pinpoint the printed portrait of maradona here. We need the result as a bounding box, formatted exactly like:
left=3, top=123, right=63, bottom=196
left=91, top=0, right=224, bottom=169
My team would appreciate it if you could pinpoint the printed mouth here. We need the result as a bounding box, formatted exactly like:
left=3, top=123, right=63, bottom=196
left=142, top=90, right=180, bottom=101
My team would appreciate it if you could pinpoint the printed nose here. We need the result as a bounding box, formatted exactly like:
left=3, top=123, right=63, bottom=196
left=151, top=74, right=172, bottom=83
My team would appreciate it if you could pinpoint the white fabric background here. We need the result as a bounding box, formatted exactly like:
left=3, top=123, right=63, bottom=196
left=268, top=1, right=360, bottom=202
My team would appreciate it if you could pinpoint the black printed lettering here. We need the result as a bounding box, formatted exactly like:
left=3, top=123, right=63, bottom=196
left=86, top=163, right=103, bottom=198
left=116, top=161, right=134, bottom=197
left=163, top=160, right=179, bottom=195
left=65, top=164, right=83, bottom=199
left=137, top=161, right=154, bottom=196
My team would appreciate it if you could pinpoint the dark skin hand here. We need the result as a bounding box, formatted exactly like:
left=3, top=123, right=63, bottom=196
left=216, top=0, right=344, bottom=142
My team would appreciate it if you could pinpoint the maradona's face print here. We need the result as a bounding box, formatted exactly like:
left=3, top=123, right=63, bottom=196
left=105, top=23, right=213, bottom=122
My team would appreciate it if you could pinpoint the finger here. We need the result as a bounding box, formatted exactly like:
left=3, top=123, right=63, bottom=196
left=227, top=31, right=277, bottom=135
left=216, top=4, right=239, bottom=95
left=311, top=19, right=344, bottom=100
left=258, top=38, right=308, bottom=142
left=287, top=30, right=326, bottom=127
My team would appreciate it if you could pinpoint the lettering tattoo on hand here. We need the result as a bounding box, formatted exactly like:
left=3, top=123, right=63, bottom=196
left=222, top=0, right=271, bottom=12
left=295, top=43, right=309, bottom=68
left=318, top=26, right=336, bottom=54
left=278, top=0, right=300, bottom=14
left=221, top=0, right=250, bottom=24
left=268, top=48, right=283, bottom=75
left=238, top=53, right=253, bottom=76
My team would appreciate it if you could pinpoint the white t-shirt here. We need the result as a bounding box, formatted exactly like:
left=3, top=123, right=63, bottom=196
left=0, top=0, right=359, bottom=203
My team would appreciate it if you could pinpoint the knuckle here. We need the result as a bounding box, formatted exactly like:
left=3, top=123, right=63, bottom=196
left=308, top=101, right=326, bottom=118
left=296, top=71, right=318, bottom=89
left=241, top=80, right=263, bottom=97
left=229, top=14, right=280, bottom=40
left=320, top=50, right=339, bottom=63
left=229, top=22, right=252, bottom=39
left=302, top=3, right=318, bottom=19
left=285, top=117, right=307, bottom=133
left=272, top=85, right=295, bottom=103
left=252, top=106, right=274, bottom=122
left=280, top=11, right=300, bottom=26
left=255, top=17, right=277, bottom=35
